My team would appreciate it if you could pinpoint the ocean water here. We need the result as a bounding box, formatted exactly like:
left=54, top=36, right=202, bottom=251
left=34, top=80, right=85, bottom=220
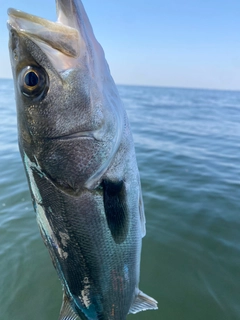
left=1, top=78, right=240, bottom=320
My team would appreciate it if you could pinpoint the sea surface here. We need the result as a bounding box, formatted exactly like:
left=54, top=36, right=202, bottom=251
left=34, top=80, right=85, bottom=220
left=1, top=78, right=240, bottom=320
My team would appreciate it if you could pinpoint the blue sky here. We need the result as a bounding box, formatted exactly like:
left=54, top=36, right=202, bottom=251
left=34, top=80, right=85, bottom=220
left=1, top=0, right=240, bottom=90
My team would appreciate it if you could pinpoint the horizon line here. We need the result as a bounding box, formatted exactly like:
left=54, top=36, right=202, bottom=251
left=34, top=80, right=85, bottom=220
left=1, top=77, right=239, bottom=94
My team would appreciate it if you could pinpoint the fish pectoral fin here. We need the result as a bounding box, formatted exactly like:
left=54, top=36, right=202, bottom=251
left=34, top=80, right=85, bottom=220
left=128, top=289, right=158, bottom=314
left=139, top=189, right=146, bottom=237
left=59, top=293, right=79, bottom=320
left=138, top=175, right=146, bottom=238
left=102, top=180, right=129, bottom=244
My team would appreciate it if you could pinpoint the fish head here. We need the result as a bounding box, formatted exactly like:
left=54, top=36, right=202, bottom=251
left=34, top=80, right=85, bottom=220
left=8, top=0, right=125, bottom=193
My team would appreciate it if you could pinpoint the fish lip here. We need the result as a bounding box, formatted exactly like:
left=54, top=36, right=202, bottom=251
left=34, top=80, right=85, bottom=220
left=8, top=8, right=42, bottom=22
left=7, top=9, right=19, bottom=31
left=7, top=8, right=51, bottom=31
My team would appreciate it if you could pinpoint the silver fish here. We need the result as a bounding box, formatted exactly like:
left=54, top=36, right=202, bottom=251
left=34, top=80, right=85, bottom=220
left=7, top=1, right=158, bottom=319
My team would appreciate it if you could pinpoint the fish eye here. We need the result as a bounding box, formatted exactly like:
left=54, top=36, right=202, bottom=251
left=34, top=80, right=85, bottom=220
left=18, top=66, right=49, bottom=99
left=25, top=70, right=39, bottom=88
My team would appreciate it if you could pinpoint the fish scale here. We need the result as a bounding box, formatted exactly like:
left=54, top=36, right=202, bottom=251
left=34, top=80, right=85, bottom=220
left=7, top=0, right=158, bottom=319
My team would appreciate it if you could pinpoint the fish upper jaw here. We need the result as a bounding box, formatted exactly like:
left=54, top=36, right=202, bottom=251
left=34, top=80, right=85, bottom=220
left=7, top=0, right=107, bottom=80
left=7, top=7, right=83, bottom=73
left=7, top=8, right=81, bottom=58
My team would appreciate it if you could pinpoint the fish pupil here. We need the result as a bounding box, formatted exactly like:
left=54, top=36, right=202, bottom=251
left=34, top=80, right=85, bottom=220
left=25, top=71, right=38, bottom=87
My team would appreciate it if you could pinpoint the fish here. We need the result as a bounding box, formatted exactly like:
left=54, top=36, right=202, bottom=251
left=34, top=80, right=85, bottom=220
left=7, top=1, right=158, bottom=319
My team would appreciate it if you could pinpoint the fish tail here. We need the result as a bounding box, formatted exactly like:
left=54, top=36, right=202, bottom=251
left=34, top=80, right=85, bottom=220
left=128, top=289, right=158, bottom=314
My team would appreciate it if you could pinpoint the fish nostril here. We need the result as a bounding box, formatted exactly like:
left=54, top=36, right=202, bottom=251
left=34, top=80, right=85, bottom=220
left=9, top=30, right=19, bottom=61
left=13, top=49, right=18, bottom=61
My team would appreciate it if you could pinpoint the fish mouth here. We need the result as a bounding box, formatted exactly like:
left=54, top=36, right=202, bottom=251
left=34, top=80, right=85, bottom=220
left=7, top=7, right=80, bottom=58
left=7, top=0, right=105, bottom=73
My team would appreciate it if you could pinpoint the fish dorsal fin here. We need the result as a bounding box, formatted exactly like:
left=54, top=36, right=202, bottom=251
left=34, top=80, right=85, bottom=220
left=129, top=290, right=158, bottom=314
left=59, top=293, right=79, bottom=320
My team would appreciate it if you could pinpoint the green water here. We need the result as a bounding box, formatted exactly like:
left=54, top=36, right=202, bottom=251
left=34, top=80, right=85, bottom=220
left=1, top=80, right=240, bottom=319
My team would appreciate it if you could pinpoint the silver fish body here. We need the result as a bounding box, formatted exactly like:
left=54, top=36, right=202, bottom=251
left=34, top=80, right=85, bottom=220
left=7, top=1, right=158, bottom=319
